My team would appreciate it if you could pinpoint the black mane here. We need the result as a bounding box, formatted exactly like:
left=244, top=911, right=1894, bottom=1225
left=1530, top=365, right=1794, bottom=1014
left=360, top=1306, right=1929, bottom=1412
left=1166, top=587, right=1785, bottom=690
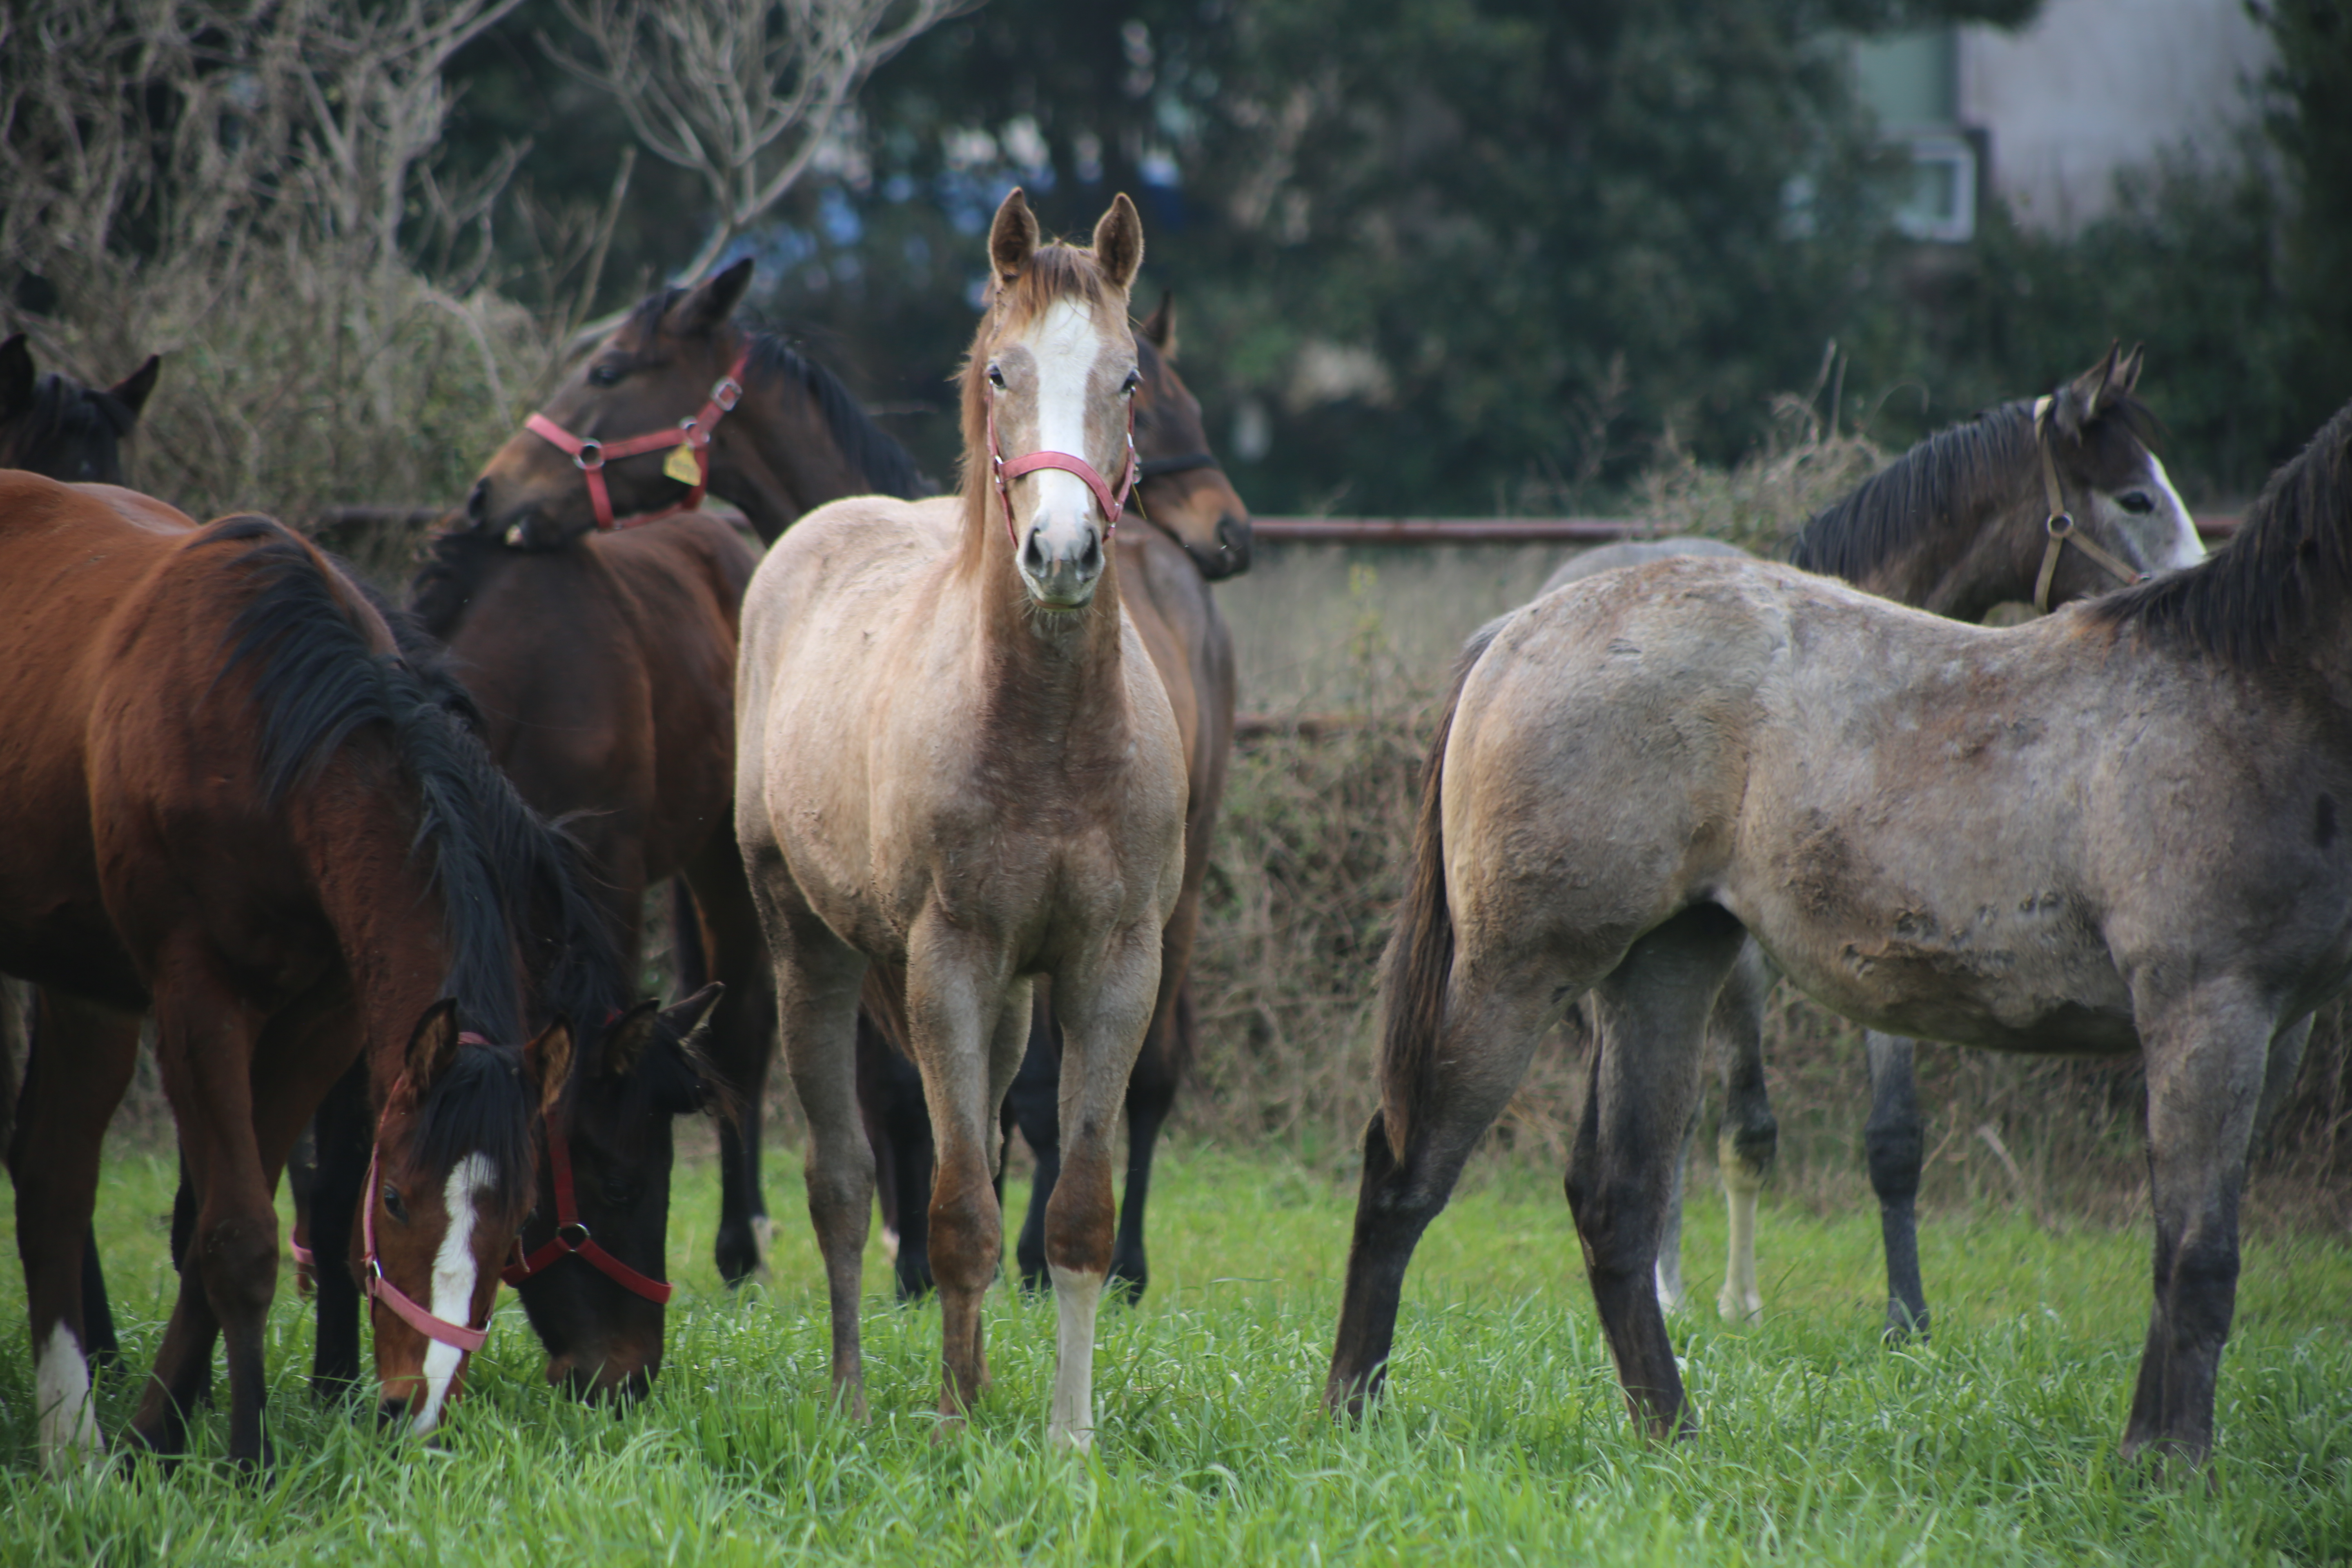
left=2091, top=399, right=2352, bottom=668
left=621, top=284, right=929, bottom=501
left=205, top=516, right=622, bottom=1049
left=0, top=372, right=136, bottom=484
left=1787, top=395, right=2156, bottom=582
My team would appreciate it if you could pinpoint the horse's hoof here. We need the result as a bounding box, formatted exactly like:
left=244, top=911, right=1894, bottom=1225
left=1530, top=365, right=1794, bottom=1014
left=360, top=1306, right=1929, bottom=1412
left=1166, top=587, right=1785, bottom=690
left=1716, top=1289, right=1762, bottom=1326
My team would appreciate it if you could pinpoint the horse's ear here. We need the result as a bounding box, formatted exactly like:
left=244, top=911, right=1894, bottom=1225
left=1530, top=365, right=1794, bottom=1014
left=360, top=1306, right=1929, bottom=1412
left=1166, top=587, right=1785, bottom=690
left=0, top=334, right=33, bottom=423
left=990, top=188, right=1040, bottom=285
left=404, top=999, right=464, bottom=1091
left=525, top=1018, right=575, bottom=1118
left=1140, top=291, right=1178, bottom=359
left=2114, top=342, right=2145, bottom=397
left=598, top=984, right=719, bottom=1081
left=669, top=258, right=754, bottom=339
left=1092, top=193, right=1144, bottom=294
left=107, top=354, right=160, bottom=422
left=2068, top=341, right=2126, bottom=421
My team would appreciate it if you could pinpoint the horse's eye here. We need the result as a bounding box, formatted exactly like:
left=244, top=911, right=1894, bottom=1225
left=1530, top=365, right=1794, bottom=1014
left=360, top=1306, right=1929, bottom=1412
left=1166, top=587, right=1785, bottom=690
left=601, top=1174, right=641, bottom=1208
left=987, top=363, right=1005, bottom=390
left=1122, top=370, right=1141, bottom=396
left=2116, top=490, right=2154, bottom=515
left=588, top=363, right=624, bottom=387
left=381, top=1185, right=408, bottom=1224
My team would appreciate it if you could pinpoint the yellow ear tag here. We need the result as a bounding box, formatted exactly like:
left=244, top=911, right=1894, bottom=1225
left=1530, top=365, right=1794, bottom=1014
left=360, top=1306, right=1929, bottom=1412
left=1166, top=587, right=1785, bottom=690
left=662, top=441, right=703, bottom=486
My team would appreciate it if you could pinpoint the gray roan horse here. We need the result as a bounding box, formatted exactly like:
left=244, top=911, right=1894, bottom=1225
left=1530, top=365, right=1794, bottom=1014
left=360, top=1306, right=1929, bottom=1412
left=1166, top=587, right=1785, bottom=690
left=1327, top=397, right=2352, bottom=1467
left=1540, top=348, right=2207, bottom=1336
left=735, top=191, right=1186, bottom=1447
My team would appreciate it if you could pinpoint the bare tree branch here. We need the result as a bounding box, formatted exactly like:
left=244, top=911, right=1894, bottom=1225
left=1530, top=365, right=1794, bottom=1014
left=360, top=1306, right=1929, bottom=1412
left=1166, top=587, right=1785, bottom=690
left=546, top=0, right=972, bottom=284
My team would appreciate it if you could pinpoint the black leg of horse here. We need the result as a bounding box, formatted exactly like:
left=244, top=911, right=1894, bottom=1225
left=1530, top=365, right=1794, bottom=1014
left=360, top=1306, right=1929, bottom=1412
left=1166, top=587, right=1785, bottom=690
left=1566, top=905, right=1746, bottom=1441
left=1654, top=1102, right=1695, bottom=1312
left=857, top=1017, right=940, bottom=1301
left=1712, top=944, right=1775, bottom=1324
left=79, top=1223, right=120, bottom=1372
left=307, top=1060, right=370, bottom=1401
left=1862, top=1031, right=1929, bottom=1342
left=1108, top=984, right=1189, bottom=1301
left=680, top=871, right=782, bottom=1288
left=1007, top=1000, right=1062, bottom=1292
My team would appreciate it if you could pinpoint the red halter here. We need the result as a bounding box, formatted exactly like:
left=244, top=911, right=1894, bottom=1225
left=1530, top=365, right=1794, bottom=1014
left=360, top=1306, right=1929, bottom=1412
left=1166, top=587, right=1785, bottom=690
left=522, top=347, right=751, bottom=530
left=987, top=389, right=1137, bottom=547
left=499, top=1111, right=675, bottom=1304
left=361, top=1056, right=501, bottom=1356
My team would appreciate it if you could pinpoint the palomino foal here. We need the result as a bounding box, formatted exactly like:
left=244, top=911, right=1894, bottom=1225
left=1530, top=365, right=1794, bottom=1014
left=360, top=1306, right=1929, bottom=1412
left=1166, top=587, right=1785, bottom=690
left=735, top=190, right=1185, bottom=1447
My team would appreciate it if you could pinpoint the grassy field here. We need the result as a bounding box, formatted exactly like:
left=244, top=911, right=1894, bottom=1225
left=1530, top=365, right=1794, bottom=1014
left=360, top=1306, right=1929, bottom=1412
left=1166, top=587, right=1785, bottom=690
left=3, top=1140, right=2348, bottom=1566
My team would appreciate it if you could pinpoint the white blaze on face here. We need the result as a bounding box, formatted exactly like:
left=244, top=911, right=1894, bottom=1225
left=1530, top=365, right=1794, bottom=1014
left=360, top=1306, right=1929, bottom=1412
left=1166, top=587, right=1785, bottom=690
left=1046, top=1263, right=1105, bottom=1452
left=35, top=1320, right=98, bottom=1476
left=2145, top=452, right=2205, bottom=568
left=412, top=1153, right=494, bottom=1436
left=1019, top=297, right=1113, bottom=564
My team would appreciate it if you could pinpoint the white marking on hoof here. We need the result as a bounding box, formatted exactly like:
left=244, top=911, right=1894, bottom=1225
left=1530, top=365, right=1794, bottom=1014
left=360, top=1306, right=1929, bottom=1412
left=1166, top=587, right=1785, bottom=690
left=412, top=1154, right=491, bottom=1436
left=36, top=1321, right=100, bottom=1477
left=1718, top=1165, right=1763, bottom=1325
left=880, top=1221, right=902, bottom=1263
left=1046, top=1264, right=1105, bottom=1452
left=751, top=1214, right=776, bottom=1274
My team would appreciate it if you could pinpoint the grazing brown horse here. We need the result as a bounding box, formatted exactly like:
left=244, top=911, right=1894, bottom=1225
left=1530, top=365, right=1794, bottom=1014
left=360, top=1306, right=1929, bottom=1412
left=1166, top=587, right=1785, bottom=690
left=465, top=259, right=930, bottom=1290
left=0, top=334, right=159, bottom=481
left=864, top=293, right=1249, bottom=1302
left=1327, top=399, right=2352, bottom=1468
left=1536, top=349, right=2208, bottom=1336
left=735, top=191, right=1187, bottom=1446
left=0, top=475, right=621, bottom=1471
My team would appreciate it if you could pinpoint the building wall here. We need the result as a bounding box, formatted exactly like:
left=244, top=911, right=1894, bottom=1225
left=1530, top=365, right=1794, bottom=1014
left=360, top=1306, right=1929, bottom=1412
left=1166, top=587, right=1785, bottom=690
left=1958, top=0, right=2272, bottom=232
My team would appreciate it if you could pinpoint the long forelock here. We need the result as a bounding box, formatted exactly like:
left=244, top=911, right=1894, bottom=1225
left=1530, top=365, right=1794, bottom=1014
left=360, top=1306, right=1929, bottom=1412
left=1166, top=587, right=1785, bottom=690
left=412, top=1042, right=537, bottom=1207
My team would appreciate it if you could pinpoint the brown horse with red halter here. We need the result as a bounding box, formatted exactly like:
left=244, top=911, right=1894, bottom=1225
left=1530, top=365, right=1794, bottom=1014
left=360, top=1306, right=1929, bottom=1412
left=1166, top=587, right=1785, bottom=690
left=0, top=474, right=624, bottom=1471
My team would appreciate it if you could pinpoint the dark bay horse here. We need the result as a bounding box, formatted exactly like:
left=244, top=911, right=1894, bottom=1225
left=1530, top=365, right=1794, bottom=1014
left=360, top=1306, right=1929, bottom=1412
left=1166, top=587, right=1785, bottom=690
left=866, top=292, right=1249, bottom=1302
left=1539, top=348, right=2207, bottom=1334
left=735, top=192, right=1187, bottom=1446
left=0, top=334, right=159, bottom=481
left=0, top=476, right=622, bottom=1471
left=463, top=259, right=933, bottom=1296
left=0, top=336, right=161, bottom=1375
left=1327, top=399, right=2352, bottom=1467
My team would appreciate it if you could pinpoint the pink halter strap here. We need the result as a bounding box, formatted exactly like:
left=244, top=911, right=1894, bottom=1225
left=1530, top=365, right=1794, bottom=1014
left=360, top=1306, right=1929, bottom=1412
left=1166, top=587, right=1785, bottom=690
left=987, top=392, right=1137, bottom=547
left=361, top=1048, right=504, bottom=1356
left=522, top=345, right=751, bottom=530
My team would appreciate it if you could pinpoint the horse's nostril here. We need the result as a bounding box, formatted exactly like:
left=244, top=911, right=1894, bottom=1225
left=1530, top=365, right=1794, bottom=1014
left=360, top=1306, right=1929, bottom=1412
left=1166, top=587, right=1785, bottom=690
left=1081, top=532, right=1100, bottom=571
left=1023, top=532, right=1046, bottom=573
left=466, top=478, right=490, bottom=524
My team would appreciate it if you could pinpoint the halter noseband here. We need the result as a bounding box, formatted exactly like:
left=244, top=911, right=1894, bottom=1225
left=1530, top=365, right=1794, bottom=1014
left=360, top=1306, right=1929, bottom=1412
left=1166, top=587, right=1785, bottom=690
left=2030, top=393, right=2153, bottom=613
left=522, top=347, right=751, bottom=532
left=500, top=1109, right=674, bottom=1304
left=987, top=388, right=1138, bottom=547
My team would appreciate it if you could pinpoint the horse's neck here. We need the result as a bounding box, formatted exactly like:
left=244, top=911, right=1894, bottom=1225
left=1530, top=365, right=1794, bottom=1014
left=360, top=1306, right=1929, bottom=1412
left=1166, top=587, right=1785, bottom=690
left=714, top=385, right=878, bottom=545
left=962, top=497, right=1134, bottom=751
left=1851, top=497, right=2036, bottom=620
left=291, top=761, right=470, bottom=1084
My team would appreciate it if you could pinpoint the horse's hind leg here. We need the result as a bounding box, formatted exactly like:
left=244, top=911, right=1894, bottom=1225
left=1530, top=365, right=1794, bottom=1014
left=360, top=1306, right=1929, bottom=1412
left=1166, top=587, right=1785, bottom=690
left=1713, top=942, right=1775, bottom=1325
left=11, top=991, right=139, bottom=1474
left=1326, top=963, right=1562, bottom=1419
left=2121, top=993, right=2269, bottom=1468
left=1863, top=1031, right=1929, bottom=1341
left=1569, top=904, right=1747, bottom=1441
left=1109, top=980, right=1189, bottom=1302
left=1655, top=1098, right=1695, bottom=1314
left=686, top=856, right=785, bottom=1288
left=1007, top=998, right=1061, bottom=1293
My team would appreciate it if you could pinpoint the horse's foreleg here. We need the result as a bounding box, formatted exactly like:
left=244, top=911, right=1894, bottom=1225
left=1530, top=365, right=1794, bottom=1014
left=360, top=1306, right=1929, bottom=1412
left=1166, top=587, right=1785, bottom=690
left=1326, top=964, right=1559, bottom=1420
left=305, top=1061, right=372, bottom=1401
left=1039, top=939, right=1155, bottom=1452
left=11, top=991, right=138, bottom=1475
left=1569, top=904, right=1746, bottom=1443
left=2121, top=993, right=2268, bottom=1469
left=1863, top=1031, right=1929, bottom=1342
left=686, top=862, right=782, bottom=1288
left=1007, top=999, right=1061, bottom=1293
left=1713, top=942, right=1775, bottom=1326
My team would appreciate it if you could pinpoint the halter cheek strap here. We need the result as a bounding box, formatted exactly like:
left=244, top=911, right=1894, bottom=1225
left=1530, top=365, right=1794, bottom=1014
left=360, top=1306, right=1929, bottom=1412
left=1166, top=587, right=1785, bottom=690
left=522, top=347, right=751, bottom=531
left=988, top=391, right=1138, bottom=547
left=499, top=1112, right=675, bottom=1304
left=2031, top=393, right=2154, bottom=613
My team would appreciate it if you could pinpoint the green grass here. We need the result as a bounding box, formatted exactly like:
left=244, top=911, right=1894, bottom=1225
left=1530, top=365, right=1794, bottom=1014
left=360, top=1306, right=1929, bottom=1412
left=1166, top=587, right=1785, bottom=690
left=3, top=1141, right=2348, bottom=1565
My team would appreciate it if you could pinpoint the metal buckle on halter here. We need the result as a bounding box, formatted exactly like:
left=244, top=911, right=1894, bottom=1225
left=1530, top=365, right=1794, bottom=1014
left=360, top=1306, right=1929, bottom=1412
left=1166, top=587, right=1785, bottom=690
left=573, top=440, right=606, bottom=472
left=2047, top=512, right=2075, bottom=541
left=710, top=376, right=742, bottom=413
left=557, top=1219, right=592, bottom=1249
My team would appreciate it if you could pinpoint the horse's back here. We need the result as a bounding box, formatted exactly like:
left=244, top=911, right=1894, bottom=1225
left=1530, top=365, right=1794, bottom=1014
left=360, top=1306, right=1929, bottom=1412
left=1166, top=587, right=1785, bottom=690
left=1539, top=535, right=1751, bottom=597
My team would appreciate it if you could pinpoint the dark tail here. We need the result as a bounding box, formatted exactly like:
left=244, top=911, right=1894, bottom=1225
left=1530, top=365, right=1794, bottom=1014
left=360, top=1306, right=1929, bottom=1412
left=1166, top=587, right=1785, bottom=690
left=1377, top=625, right=1497, bottom=1162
